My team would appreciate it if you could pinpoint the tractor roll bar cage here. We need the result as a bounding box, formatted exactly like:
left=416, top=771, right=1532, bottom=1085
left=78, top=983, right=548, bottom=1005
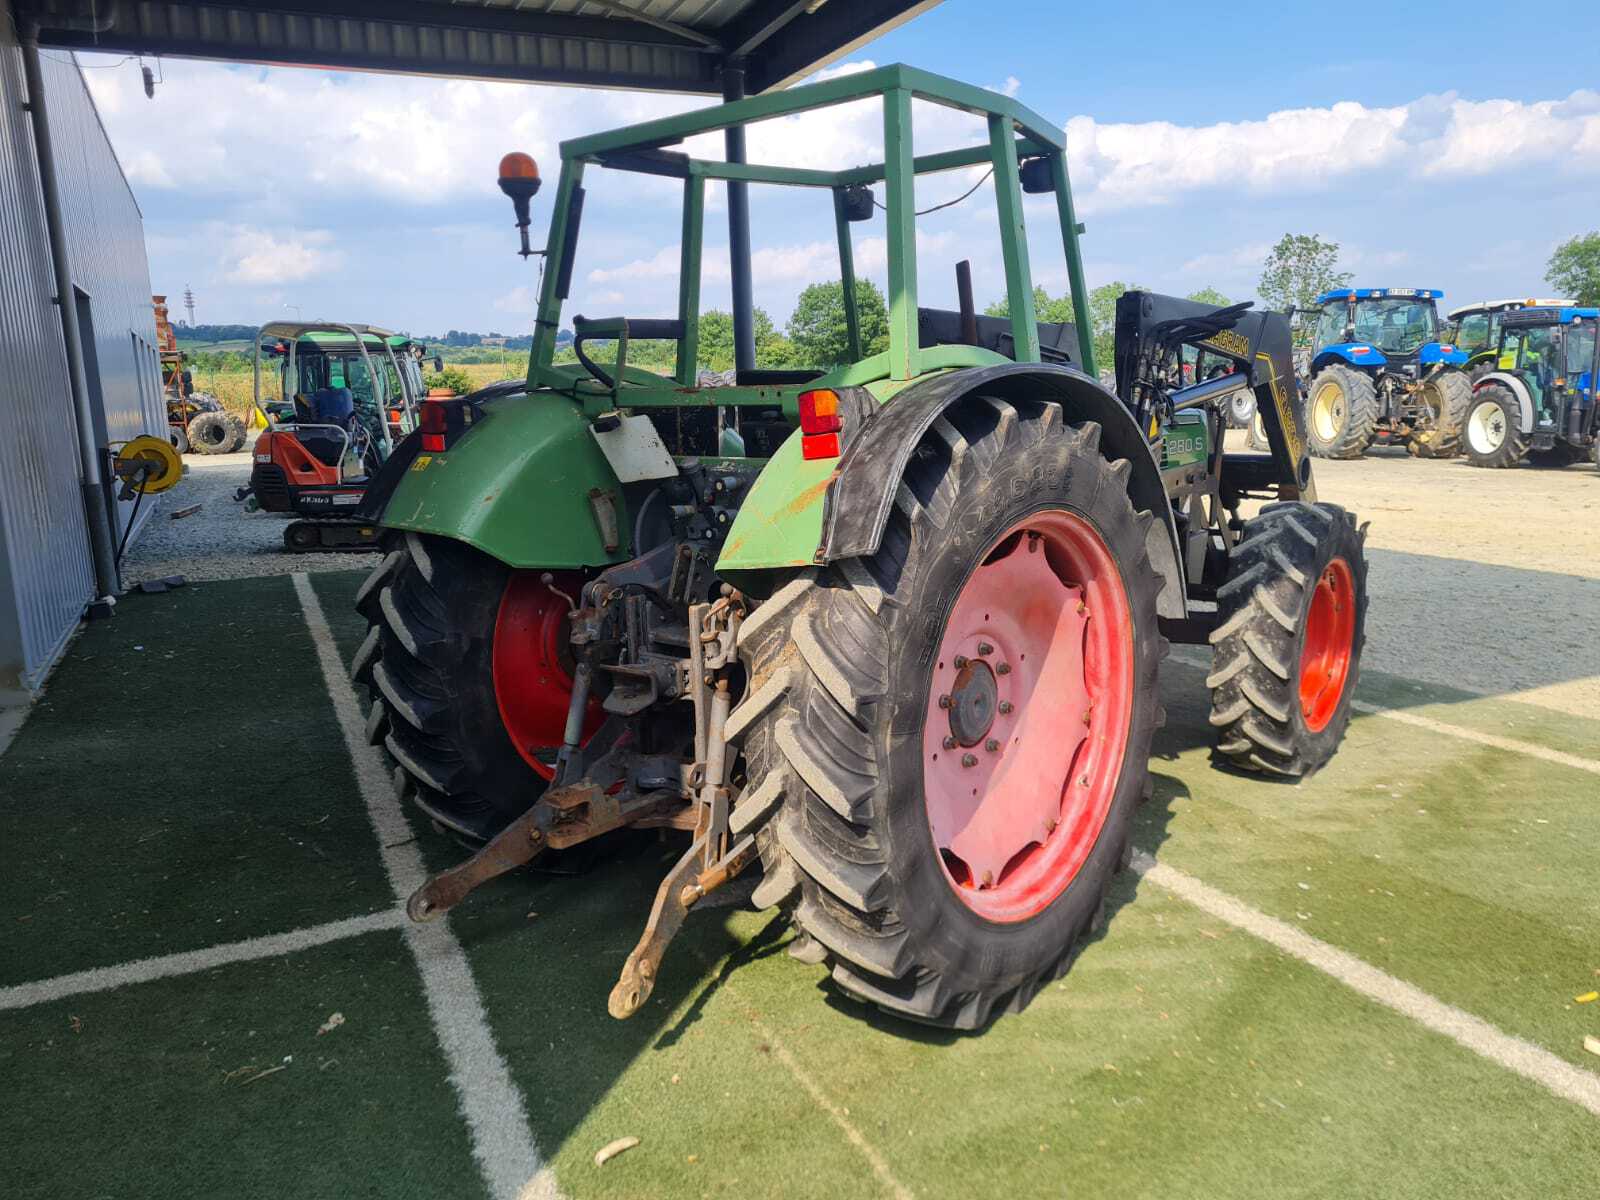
left=253, top=321, right=422, bottom=470
left=528, top=64, right=1096, bottom=388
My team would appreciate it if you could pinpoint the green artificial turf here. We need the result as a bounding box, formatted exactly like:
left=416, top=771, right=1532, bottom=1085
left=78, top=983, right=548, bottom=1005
left=3, top=569, right=1597, bottom=1200
left=0, top=929, right=486, bottom=1200
left=0, top=577, right=392, bottom=986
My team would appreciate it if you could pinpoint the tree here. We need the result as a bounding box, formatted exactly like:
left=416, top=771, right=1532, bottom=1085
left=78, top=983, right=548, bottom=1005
left=983, top=285, right=1077, bottom=325
left=1186, top=287, right=1232, bottom=307
left=1257, top=234, right=1351, bottom=313
left=1546, top=232, right=1600, bottom=305
left=1086, top=281, right=1148, bottom=375
left=786, top=279, right=890, bottom=368
left=696, top=307, right=791, bottom=373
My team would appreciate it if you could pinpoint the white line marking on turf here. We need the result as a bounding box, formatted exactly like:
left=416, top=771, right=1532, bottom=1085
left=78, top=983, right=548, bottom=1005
left=1168, top=649, right=1600, bottom=776
left=1348, top=700, right=1600, bottom=777
left=686, top=939, right=912, bottom=1200
left=0, top=910, right=404, bottom=1012
left=1132, top=852, right=1600, bottom=1119
left=293, top=574, right=560, bottom=1200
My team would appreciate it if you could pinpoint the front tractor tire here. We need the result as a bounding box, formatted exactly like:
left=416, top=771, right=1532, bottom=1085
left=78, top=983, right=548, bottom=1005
left=1408, top=370, right=1472, bottom=459
left=1306, top=365, right=1378, bottom=459
left=1209, top=503, right=1367, bottom=776
left=354, top=532, right=574, bottom=841
left=1463, top=385, right=1528, bottom=468
left=728, top=396, right=1164, bottom=1029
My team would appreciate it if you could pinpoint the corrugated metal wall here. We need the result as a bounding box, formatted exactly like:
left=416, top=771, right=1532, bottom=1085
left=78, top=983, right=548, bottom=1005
left=0, top=11, right=162, bottom=694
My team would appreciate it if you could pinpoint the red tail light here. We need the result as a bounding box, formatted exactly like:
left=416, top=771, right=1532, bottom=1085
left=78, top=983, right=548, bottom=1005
left=420, top=399, right=449, bottom=452
left=798, top=388, right=842, bottom=460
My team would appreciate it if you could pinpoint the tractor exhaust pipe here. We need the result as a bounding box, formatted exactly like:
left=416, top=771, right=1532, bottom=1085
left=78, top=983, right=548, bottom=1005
left=956, top=259, right=979, bottom=346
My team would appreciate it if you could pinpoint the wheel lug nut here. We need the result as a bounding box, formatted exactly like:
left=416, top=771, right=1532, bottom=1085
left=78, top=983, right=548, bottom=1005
left=961, top=753, right=978, bottom=768
left=996, top=662, right=1011, bottom=676
left=938, top=694, right=953, bottom=709
left=942, top=735, right=956, bottom=750
left=953, top=655, right=969, bottom=669
left=977, top=642, right=994, bottom=656
left=985, top=738, right=1000, bottom=752
left=998, top=700, right=1013, bottom=714
left=981, top=870, right=994, bottom=887
left=1045, top=817, right=1058, bottom=832
left=1076, top=601, right=1088, bottom=616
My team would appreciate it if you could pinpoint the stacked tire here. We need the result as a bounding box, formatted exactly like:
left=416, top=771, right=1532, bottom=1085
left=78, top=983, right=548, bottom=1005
left=186, top=410, right=247, bottom=455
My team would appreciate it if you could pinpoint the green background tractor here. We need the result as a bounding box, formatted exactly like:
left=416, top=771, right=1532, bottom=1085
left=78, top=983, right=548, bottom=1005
left=1463, top=306, right=1598, bottom=469
left=1444, top=298, right=1571, bottom=379
left=352, top=66, right=1369, bottom=1029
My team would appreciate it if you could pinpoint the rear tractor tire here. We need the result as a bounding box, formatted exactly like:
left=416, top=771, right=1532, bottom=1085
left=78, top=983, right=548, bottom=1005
left=1463, top=385, right=1527, bottom=469
left=1209, top=502, right=1367, bottom=776
left=1409, top=370, right=1471, bottom=459
left=354, top=532, right=590, bottom=841
left=727, top=395, right=1165, bottom=1029
left=1306, top=365, right=1378, bottom=459
left=187, top=410, right=237, bottom=455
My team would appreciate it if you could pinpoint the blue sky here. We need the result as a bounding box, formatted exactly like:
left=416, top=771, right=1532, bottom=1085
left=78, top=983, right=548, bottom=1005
left=79, top=0, right=1600, bottom=336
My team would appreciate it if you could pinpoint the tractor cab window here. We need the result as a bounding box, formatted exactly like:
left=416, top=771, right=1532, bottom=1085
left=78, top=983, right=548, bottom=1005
left=1453, top=312, right=1491, bottom=354
left=1315, top=301, right=1349, bottom=349
left=1352, top=298, right=1438, bottom=354
left=1564, top=324, right=1595, bottom=377
left=1503, top=324, right=1557, bottom=376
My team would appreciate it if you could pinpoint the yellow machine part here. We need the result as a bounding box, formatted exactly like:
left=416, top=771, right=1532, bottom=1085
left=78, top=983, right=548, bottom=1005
left=115, top=435, right=184, bottom=494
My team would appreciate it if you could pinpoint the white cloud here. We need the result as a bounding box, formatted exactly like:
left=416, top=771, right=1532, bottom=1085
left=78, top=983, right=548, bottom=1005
left=493, top=285, right=534, bottom=314
left=223, top=227, right=342, bottom=284
left=1063, top=89, right=1600, bottom=213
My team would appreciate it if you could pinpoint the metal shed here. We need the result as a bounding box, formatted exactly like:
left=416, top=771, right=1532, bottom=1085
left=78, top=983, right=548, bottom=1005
left=0, top=16, right=164, bottom=696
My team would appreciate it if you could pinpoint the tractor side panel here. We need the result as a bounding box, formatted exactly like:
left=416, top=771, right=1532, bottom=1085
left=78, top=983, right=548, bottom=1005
left=378, top=395, right=629, bottom=568
left=717, top=430, right=832, bottom=571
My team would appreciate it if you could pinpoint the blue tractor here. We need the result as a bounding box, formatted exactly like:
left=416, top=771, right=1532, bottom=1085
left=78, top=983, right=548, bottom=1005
left=1463, top=306, right=1599, bottom=469
left=1304, top=288, right=1472, bottom=459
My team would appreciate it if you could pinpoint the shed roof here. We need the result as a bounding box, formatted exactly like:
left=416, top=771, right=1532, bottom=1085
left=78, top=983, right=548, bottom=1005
left=21, top=0, right=941, bottom=94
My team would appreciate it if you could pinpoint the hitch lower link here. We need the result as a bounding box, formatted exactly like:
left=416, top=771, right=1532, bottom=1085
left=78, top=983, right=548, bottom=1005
left=402, top=589, right=756, bottom=1021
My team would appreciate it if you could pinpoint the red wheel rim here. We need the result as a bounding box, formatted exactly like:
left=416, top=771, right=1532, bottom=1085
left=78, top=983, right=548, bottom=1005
left=921, top=511, right=1134, bottom=923
left=1299, top=557, right=1355, bottom=733
left=492, top=573, right=599, bottom=780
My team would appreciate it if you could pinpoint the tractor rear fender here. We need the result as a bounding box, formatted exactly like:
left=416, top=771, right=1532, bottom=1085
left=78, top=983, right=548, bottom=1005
left=1475, top=372, right=1537, bottom=433
left=1313, top=344, right=1387, bottom=373
left=814, top=363, right=1185, bottom=619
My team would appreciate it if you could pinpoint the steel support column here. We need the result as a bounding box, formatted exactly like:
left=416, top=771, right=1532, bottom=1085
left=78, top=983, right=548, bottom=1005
left=723, top=62, right=756, bottom=374
left=20, top=31, right=120, bottom=602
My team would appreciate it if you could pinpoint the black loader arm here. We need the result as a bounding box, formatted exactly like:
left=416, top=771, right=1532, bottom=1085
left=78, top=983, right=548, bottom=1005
left=1114, top=291, right=1314, bottom=500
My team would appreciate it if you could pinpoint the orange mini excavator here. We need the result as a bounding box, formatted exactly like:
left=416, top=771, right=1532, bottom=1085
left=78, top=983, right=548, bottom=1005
left=240, top=321, right=430, bottom=549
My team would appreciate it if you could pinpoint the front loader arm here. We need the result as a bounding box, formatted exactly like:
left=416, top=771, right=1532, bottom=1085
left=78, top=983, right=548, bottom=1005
left=1114, top=291, right=1314, bottom=500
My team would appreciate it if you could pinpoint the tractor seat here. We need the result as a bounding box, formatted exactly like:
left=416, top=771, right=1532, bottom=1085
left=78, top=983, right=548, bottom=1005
left=294, top=426, right=350, bottom=468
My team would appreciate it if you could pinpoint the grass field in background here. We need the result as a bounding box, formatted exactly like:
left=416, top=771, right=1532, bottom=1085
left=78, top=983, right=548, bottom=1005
left=3, top=570, right=1596, bottom=1199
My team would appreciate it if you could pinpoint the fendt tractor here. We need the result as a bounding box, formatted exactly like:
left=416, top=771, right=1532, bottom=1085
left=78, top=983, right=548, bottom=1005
left=1304, top=288, right=1471, bottom=459
left=1445, top=298, right=1571, bottom=379
left=352, top=67, right=1369, bottom=1029
left=1463, top=305, right=1599, bottom=469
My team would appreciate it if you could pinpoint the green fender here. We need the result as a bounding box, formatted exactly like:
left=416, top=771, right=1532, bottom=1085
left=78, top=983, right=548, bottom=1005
left=379, top=393, right=629, bottom=568
left=716, top=429, right=834, bottom=571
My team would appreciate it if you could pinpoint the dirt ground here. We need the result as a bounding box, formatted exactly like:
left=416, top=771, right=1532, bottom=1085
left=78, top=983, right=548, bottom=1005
left=1295, top=446, right=1600, bottom=718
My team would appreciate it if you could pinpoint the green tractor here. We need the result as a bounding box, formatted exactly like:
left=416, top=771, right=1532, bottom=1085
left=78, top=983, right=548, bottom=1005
left=1444, top=298, right=1571, bottom=379
left=353, top=66, right=1368, bottom=1028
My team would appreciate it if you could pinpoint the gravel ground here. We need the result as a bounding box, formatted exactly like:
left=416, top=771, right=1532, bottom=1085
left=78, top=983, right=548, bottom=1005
left=120, top=439, right=1599, bottom=718
left=1227, top=436, right=1600, bottom=718
left=120, top=450, right=375, bottom=584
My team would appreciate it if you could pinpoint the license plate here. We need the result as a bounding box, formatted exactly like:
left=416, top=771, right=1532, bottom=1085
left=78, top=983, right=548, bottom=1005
left=255, top=453, right=273, bottom=463
left=331, top=493, right=361, bottom=506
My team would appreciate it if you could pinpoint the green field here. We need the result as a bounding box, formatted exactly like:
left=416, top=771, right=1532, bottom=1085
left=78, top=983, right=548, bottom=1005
left=3, top=571, right=1596, bottom=1200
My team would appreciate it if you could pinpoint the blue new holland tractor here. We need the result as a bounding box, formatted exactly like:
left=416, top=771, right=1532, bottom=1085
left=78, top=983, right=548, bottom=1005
left=1304, top=288, right=1472, bottom=459
left=1463, top=305, right=1599, bottom=469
